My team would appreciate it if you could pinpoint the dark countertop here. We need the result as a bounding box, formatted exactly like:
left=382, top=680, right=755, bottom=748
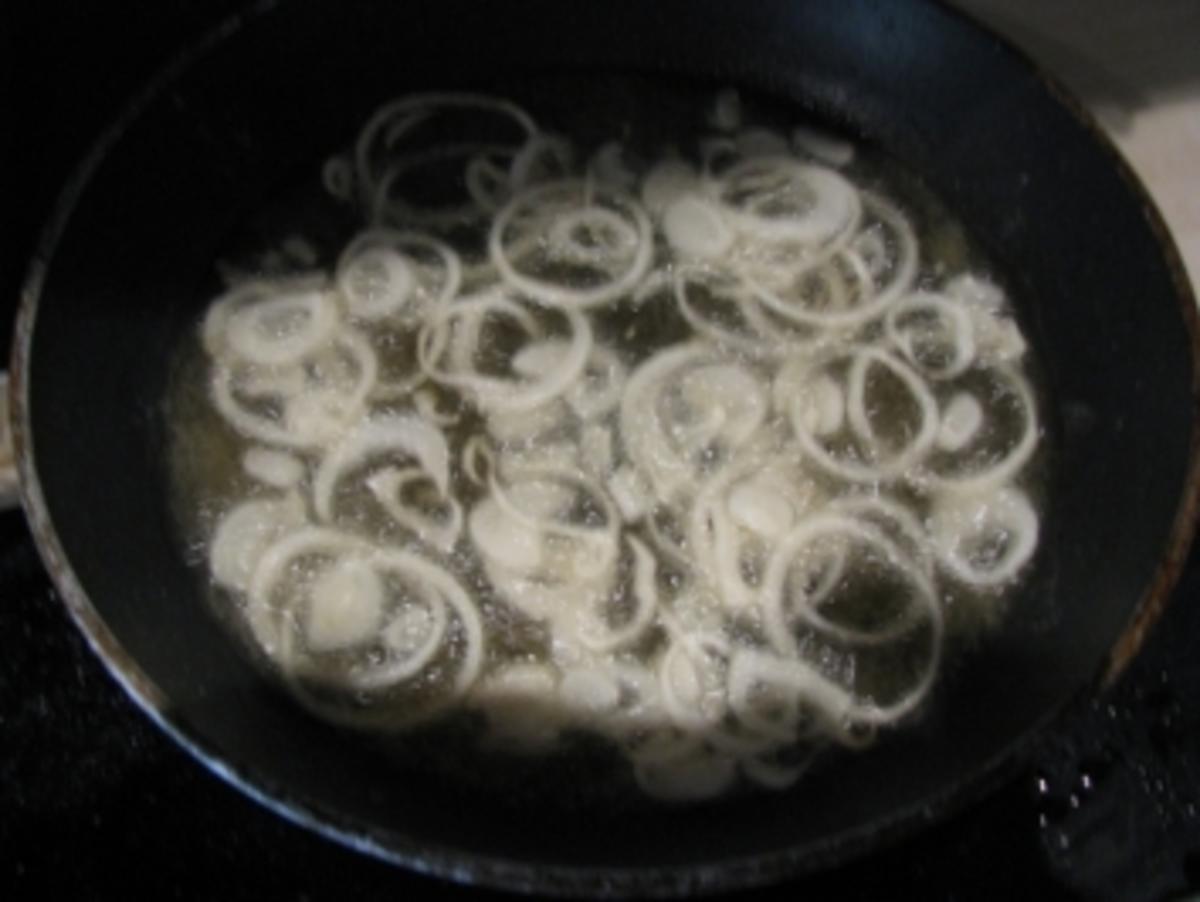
left=3, top=4, right=1199, bottom=899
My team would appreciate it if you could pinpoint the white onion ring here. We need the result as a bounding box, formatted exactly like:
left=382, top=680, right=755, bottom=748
left=577, top=535, right=661, bottom=653
left=760, top=512, right=940, bottom=650
left=717, top=156, right=861, bottom=246
left=211, top=328, right=379, bottom=450
left=242, top=448, right=305, bottom=489
left=489, top=179, right=653, bottom=309
left=418, top=290, right=592, bottom=413
left=337, top=229, right=462, bottom=323
left=641, top=159, right=700, bottom=218
left=672, top=267, right=787, bottom=357
left=663, top=194, right=735, bottom=260
left=247, top=527, right=483, bottom=694
left=313, top=413, right=450, bottom=520
left=920, top=364, right=1040, bottom=495
left=885, top=291, right=977, bottom=380
left=210, top=495, right=305, bottom=594
left=355, top=93, right=537, bottom=205
left=225, top=288, right=339, bottom=367
left=621, top=343, right=770, bottom=498
left=783, top=346, right=939, bottom=483
left=509, top=133, right=574, bottom=190
left=367, top=465, right=464, bottom=552
left=930, top=487, right=1039, bottom=587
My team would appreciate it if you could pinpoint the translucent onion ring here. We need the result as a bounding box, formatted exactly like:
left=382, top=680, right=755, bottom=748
left=929, top=487, right=1040, bottom=587
left=203, top=274, right=328, bottom=359
left=211, top=328, right=379, bottom=450
left=621, top=343, right=770, bottom=499
left=312, top=413, right=451, bottom=521
left=489, top=179, right=654, bottom=309
left=716, top=155, right=861, bottom=246
left=673, top=267, right=785, bottom=357
left=784, top=346, right=939, bottom=483
left=247, top=527, right=484, bottom=695
left=487, top=467, right=620, bottom=578
left=337, top=229, right=463, bottom=320
left=744, top=192, right=917, bottom=329
left=418, top=291, right=593, bottom=414
left=226, top=288, right=340, bottom=367
left=919, top=364, right=1040, bottom=495
left=760, top=512, right=940, bottom=650
left=210, top=495, right=305, bottom=594
left=885, top=291, right=978, bottom=380
left=367, top=465, right=464, bottom=553
left=577, top=535, right=661, bottom=653
left=355, top=93, right=537, bottom=205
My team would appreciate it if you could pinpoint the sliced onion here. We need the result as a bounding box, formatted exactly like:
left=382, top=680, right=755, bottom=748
left=689, top=457, right=818, bottom=613
left=195, top=89, right=1047, bottom=797
left=641, top=159, right=700, bottom=218
left=469, top=497, right=545, bottom=575
left=355, top=93, right=537, bottom=205
left=226, top=287, right=339, bottom=367
left=827, top=493, right=935, bottom=578
left=663, top=194, right=735, bottom=260
left=589, top=140, right=638, bottom=191
left=367, top=466, right=463, bottom=552
left=247, top=527, right=482, bottom=694
left=760, top=512, right=939, bottom=650
left=672, top=267, right=803, bottom=358
left=634, top=747, right=738, bottom=801
left=304, top=557, right=386, bottom=653
left=921, top=364, right=1040, bottom=495
left=607, top=465, right=651, bottom=523
left=419, top=290, right=592, bottom=413
left=937, top=392, right=984, bottom=452
left=559, top=666, right=622, bottom=715
left=930, top=487, right=1039, bottom=587
left=243, top=447, right=305, bottom=489
left=313, top=413, right=450, bottom=520
left=580, top=422, right=615, bottom=478
left=509, top=133, right=574, bottom=190
left=413, top=386, right=460, bottom=426
left=322, top=155, right=354, bottom=201
left=490, top=179, right=653, bottom=309
left=717, top=156, right=861, bottom=246
left=791, top=125, right=855, bottom=167
left=336, top=229, right=462, bottom=323
left=210, top=495, right=305, bottom=594
left=784, top=346, right=939, bottom=483
left=577, top=535, right=660, bottom=652
left=471, top=664, right=564, bottom=750
left=658, top=633, right=729, bottom=730
left=885, top=291, right=977, bottom=380
left=728, top=648, right=854, bottom=738
left=211, top=328, right=379, bottom=450
left=464, top=151, right=514, bottom=212
left=511, top=339, right=626, bottom=420
left=621, top=343, right=769, bottom=499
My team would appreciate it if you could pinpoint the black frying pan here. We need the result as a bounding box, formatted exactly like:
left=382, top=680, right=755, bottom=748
left=8, top=0, right=1199, bottom=895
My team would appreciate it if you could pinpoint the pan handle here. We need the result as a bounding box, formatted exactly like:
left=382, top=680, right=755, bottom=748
left=1, top=373, right=19, bottom=511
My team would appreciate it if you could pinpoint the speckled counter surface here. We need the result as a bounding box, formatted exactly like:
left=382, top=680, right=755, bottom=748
left=3, top=3, right=1200, bottom=900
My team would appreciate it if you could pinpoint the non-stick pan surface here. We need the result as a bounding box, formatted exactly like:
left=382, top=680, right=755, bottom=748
left=11, top=0, right=1199, bottom=895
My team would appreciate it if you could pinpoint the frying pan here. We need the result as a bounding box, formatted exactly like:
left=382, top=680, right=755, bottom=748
left=5, top=0, right=1199, bottom=894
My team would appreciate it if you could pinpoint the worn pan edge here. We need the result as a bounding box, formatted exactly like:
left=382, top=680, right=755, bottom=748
left=929, top=0, right=1200, bottom=686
